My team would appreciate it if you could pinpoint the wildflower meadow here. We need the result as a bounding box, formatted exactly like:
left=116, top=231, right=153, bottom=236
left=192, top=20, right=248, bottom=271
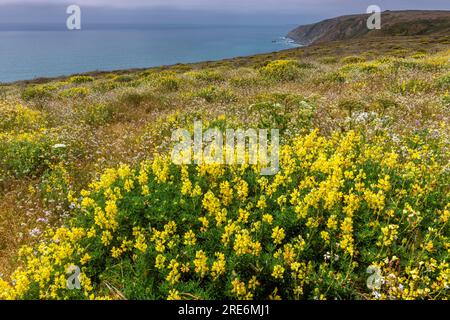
left=0, top=34, right=449, bottom=300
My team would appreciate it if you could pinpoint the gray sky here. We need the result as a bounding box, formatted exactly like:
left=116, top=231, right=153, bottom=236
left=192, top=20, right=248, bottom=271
left=0, top=0, right=449, bottom=25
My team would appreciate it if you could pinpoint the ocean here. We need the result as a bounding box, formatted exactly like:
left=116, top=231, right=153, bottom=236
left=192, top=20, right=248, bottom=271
left=0, top=24, right=299, bottom=83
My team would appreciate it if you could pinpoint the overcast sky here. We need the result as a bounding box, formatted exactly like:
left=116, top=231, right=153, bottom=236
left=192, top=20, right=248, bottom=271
left=0, top=0, right=449, bottom=25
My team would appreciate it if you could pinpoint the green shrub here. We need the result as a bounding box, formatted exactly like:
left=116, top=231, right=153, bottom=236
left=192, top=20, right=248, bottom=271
left=39, top=163, right=71, bottom=205
left=119, top=92, right=146, bottom=107
left=258, top=60, right=304, bottom=82
left=435, top=73, right=450, bottom=90
left=229, top=76, right=259, bottom=87
left=341, top=56, right=366, bottom=64
left=411, top=53, right=426, bottom=59
left=250, top=98, right=315, bottom=133
left=254, top=92, right=308, bottom=107
left=394, top=79, right=430, bottom=95
left=0, top=131, right=58, bottom=179
left=21, top=85, right=56, bottom=101
left=112, top=75, right=134, bottom=83
left=0, top=86, right=9, bottom=100
left=118, top=92, right=168, bottom=111
left=340, top=62, right=382, bottom=75
left=189, top=70, right=226, bottom=83
left=392, top=59, right=443, bottom=72
left=442, top=93, right=450, bottom=106
left=319, top=57, right=338, bottom=64
left=228, top=68, right=259, bottom=87
left=156, top=76, right=182, bottom=92
left=338, top=99, right=366, bottom=117
left=170, top=64, right=193, bottom=73
left=92, top=80, right=119, bottom=93
left=59, top=87, right=90, bottom=99
left=192, top=86, right=236, bottom=103
left=69, top=76, right=94, bottom=84
left=0, top=103, right=44, bottom=132
left=387, top=49, right=409, bottom=58
left=372, top=98, right=399, bottom=113
left=253, top=93, right=316, bottom=131
left=320, top=71, right=346, bottom=84
left=76, top=103, right=115, bottom=126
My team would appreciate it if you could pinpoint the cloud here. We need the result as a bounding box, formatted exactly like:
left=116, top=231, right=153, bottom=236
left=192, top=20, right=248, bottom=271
left=0, top=0, right=326, bottom=13
left=1, top=0, right=447, bottom=13
left=0, top=0, right=448, bottom=25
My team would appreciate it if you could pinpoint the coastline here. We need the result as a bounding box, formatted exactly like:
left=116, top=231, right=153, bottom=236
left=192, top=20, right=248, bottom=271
left=0, top=25, right=299, bottom=84
left=1, top=39, right=302, bottom=86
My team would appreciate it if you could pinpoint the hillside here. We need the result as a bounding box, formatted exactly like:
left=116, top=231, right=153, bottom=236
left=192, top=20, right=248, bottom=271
left=288, top=10, right=450, bottom=45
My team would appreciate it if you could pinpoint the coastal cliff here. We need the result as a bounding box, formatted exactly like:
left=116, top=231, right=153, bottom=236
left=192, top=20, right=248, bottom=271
left=288, top=10, right=450, bottom=45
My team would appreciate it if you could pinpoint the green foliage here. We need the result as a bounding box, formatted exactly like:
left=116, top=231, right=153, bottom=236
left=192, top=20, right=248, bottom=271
left=69, top=76, right=95, bottom=84
left=191, top=70, right=226, bottom=83
left=6, top=129, right=449, bottom=300
left=371, top=98, right=399, bottom=113
left=118, top=91, right=168, bottom=112
left=22, top=85, right=56, bottom=101
left=112, top=75, right=135, bottom=83
left=435, top=73, right=450, bottom=90
left=320, top=71, right=346, bottom=84
left=258, top=60, right=304, bottom=82
left=387, top=49, right=409, bottom=58
left=76, top=103, right=116, bottom=127
left=229, top=76, right=259, bottom=88
left=338, top=99, right=366, bottom=117
left=341, top=56, right=366, bottom=64
left=250, top=97, right=315, bottom=134
left=0, top=131, right=59, bottom=179
left=442, top=93, right=450, bottom=106
left=0, top=86, right=8, bottom=100
left=411, top=53, right=426, bottom=59
left=392, top=59, right=444, bottom=72
left=39, top=163, right=71, bottom=206
left=192, top=86, right=236, bottom=103
left=92, top=80, right=119, bottom=93
left=156, top=76, right=182, bottom=92
left=319, top=57, right=338, bottom=64
left=0, top=103, right=44, bottom=132
left=59, top=87, right=90, bottom=99
left=394, top=79, right=430, bottom=95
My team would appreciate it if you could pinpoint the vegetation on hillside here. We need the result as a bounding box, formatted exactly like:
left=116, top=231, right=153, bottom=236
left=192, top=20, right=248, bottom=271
left=288, top=10, right=450, bottom=45
left=0, top=34, right=449, bottom=300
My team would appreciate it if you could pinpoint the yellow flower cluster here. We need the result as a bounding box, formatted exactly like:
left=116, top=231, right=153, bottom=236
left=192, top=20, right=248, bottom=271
left=2, top=128, right=448, bottom=301
left=272, top=227, right=285, bottom=245
left=194, top=250, right=209, bottom=277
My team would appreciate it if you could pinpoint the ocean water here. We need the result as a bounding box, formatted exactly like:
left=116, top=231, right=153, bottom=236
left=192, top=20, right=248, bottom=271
left=0, top=24, right=299, bottom=83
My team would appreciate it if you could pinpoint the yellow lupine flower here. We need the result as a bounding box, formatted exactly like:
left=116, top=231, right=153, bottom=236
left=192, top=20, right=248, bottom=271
left=211, top=252, right=226, bottom=279
left=219, top=181, right=233, bottom=206
left=155, top=254, right=166, bottom=270
left=272, top=226, right=285, bottom=245
left=263, top=214, right=273, bottom=225
left=193, top=250, right=209, bottom=277
left=272, top=265, right=285, bottom=279
left=183, top=230, right=197, bottom=246
left=167, top=289, right=181, bottom=300
left=231, top=278, right=247, bottom=299
left=238, top=208, right=250, bottom=223
left=166, top=259, right=181, bottom=285
left=327, top=215, right=338, bottom=230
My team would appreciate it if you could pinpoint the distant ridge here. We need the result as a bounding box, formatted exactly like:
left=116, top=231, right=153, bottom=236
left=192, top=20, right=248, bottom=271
left=288, top=10, right=450, bottom=46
